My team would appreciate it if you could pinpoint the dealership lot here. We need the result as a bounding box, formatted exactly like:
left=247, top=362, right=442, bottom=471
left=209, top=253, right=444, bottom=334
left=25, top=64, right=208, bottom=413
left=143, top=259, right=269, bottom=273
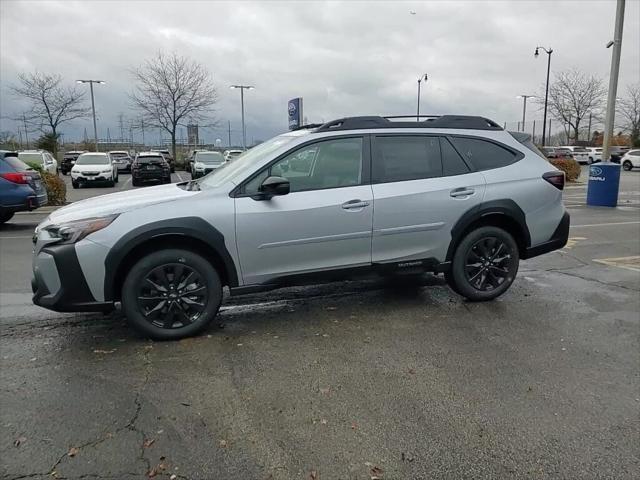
left=1, top=169, right=639, bottom=479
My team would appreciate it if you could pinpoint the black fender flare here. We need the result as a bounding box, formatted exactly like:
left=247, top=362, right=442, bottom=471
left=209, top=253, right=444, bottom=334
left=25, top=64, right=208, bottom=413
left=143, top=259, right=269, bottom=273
left=445, top=199, right=531, bottom=262
left=103, top=217, right=238, bottom=300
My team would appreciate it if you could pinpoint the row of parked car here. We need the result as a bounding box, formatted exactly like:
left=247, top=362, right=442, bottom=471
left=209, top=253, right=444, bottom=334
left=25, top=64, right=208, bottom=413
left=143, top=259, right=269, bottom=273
left=541, top=145, right=638, bottom=169
left=187, top=149, right=244, bottom=178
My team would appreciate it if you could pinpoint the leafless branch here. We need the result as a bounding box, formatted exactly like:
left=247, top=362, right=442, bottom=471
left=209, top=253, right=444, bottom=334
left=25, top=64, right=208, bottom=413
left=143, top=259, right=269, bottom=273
left=617, top=84, right=640, bottom=145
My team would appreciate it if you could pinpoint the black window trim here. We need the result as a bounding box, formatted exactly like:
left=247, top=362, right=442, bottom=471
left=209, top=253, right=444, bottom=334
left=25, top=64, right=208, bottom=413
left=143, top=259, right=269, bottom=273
left=446, top=134, right=524, bottom=171
left=231, top=134, right=371, bottom=198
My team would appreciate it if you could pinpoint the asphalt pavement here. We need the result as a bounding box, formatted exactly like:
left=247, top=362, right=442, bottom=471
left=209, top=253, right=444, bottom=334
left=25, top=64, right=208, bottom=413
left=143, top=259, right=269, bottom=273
left=1, top=168, right=639, bottom=479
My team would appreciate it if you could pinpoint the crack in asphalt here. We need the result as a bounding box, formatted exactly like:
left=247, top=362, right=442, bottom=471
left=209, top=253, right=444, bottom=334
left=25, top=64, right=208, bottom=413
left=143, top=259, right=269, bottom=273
left=6, top=344, right=157, bottom=480
left=545, top=267, right=640, bottom=292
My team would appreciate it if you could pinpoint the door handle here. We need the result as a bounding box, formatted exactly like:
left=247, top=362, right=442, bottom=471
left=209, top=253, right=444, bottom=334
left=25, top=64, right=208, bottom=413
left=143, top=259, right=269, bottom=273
left=341, top=199, right=370, bottom=210
left=450, top=188, right=475, bottom=198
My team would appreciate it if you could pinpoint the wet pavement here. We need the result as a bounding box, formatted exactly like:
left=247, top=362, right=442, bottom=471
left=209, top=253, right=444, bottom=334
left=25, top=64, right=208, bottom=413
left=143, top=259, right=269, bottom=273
left=1, top=169, right=639, bottom=479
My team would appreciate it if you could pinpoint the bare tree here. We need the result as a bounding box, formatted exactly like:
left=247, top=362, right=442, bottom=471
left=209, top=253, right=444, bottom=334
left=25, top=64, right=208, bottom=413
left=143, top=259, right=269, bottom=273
left=539, top=69, right=607, bottom=144
left=129, top=52, right=217, bottom=162
left=10, top=72, right=91, bottom=141
left=618, top=84, right=640, bottom=147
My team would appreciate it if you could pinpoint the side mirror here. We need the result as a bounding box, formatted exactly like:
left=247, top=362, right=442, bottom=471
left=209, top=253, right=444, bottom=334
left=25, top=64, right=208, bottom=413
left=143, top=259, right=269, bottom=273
left=257, top=176, right=290, bottom=200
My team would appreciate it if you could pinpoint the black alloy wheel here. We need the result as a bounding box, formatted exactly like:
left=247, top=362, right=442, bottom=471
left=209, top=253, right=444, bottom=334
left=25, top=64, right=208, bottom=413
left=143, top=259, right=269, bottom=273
left=450, top=226, right=519, bottom=301
left=122, top=249, right=222, bottom=339
left=137, top=263, right=208, bottom=329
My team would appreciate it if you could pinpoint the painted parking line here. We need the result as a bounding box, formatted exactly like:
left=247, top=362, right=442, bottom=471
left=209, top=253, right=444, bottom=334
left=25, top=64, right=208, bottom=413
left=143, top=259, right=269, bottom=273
left=176, top=172, right=184, bottom=182
left=0, top=235, right=33, bottom=239
left=571, top=221, right=640, bottom=228
left=593, top=256, right=640, bottom=272
left=119, top=176, right=132, bottom=190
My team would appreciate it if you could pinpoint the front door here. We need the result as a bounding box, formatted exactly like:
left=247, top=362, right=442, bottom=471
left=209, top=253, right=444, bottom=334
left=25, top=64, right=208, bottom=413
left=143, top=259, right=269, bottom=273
left=235, top=136, right=373, bottom=285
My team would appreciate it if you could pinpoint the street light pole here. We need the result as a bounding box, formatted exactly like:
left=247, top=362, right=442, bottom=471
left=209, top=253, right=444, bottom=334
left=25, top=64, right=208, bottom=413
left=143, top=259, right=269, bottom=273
left=230, top=85, right=254, bottom=149
left=534, top=47, right=553, bottom=146
left=416, top=73, right=428, bottom=121
left=517, top=95, right=536, bottom=132
left=76, top=79, right=105, bottom=151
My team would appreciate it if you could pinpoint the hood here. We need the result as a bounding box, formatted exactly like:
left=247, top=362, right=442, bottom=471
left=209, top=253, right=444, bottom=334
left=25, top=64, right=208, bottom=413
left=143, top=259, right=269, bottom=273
left=45, top=182, right=199, bottom=225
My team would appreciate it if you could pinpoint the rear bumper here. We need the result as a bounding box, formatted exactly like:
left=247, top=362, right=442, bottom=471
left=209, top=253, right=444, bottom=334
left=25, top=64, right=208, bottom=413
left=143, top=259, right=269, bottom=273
left=522, top=212, right=570, bottom=259
left=1, top=192, right=47, bottom=213
left=32, top=242, right=114, bottom=313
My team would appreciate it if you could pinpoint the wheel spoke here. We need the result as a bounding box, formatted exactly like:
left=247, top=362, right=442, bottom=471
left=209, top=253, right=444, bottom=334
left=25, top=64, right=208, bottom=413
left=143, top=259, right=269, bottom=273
left=155, top=266, right=171, bottom=288
left=162, top=306, right=176, bottom=329
left=145, top=278, right=167, bottom=292
left=172, top=264, right=185, bottom=285
left=469, top=268, right=484, bottom=283
left=138, top=295, right=166, bottom=301
left=174, top=302, right=193, bottom=325
left=183, top=285, right=206, bottom=296
left=177, top=271, right=195, bottom=290
left=491, top=243, right=504, bottom=260
left=181, top=296, right=205, bottom=309
left=489, top=265, right=508, bottom=277
left=144, top=300, right=166, bottom=318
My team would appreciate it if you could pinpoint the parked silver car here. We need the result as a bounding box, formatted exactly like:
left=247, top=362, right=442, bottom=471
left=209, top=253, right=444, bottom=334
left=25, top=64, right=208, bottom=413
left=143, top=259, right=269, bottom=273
left=31, top=115, right=569, bottom=339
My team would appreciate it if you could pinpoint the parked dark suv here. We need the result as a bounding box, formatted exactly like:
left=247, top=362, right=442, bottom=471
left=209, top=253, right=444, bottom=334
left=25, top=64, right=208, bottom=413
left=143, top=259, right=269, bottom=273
left=132, top=152, right=171, bottom=187
left=60, top=151, right=87, bottom=175
left=152, top=149, right=175, bottom=173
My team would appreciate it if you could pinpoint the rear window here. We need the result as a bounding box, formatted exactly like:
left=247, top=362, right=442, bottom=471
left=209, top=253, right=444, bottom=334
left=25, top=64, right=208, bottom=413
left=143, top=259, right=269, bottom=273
left=136, top=156, right=164, bottom=164
left=373, top=136, right=442, bottom=183
left=110, top=152, right=129, bottom=158
left=18, top=152, right=43, bottom=164
left=4, top=156, right=32, bottom=171
left=196, top=152, right=224, bottom=164
left=450, top=137, right=519, bottom=171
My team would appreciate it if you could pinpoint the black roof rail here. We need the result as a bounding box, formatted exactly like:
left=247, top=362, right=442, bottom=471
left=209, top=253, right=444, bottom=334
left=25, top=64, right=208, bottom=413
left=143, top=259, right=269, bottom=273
left=315, top=115, right=503, bottom=132
left=290, top=123, right=324, bottom=131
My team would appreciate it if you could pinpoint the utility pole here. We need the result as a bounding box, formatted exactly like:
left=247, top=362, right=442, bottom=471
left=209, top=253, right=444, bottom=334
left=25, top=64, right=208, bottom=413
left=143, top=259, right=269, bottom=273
left=228, top=120, right=232, bottom=147
left=588, top=113, right=593, bottom=144
left=602, top=0, right=626, bottom=162
left=118, top=113, right=125, bottom=142
left=534, top=47, right=553, bottom=146
left=517, top=95, right=536, bottom=132
left=141, top=118, right=145, bottom=146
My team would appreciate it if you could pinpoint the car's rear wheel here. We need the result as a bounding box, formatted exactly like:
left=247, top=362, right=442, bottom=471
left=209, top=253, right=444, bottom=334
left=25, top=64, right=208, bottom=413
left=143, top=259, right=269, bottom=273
left=450, top=226, right=519, bottom=301
left=72, top=180, right=79, bottom=189
left=623, top=160, right=633, bottom=171
left=122, top=249, right=222, bottom=340
left=0, top=211, right=14, bottom=224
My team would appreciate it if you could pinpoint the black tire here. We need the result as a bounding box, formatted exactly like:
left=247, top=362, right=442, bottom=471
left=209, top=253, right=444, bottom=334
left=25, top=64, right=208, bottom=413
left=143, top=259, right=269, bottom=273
left=171, top=166, right=175, bottom=173
left=444, top=271, right=462, bottom=295
left=114, top=174, right=119, bottom=183
left=132, top=178, right=140, bottom=187
left=121, top=249, right=222, bottom=340
left=0, top=211, right=15, bottom=224
left=623, top=161, right=633, bottom=171
left=106, top=179, right=115, bottom=187
left=72, top=180, right=79, bottom=189
left=450, top=226, right=519, bottom=301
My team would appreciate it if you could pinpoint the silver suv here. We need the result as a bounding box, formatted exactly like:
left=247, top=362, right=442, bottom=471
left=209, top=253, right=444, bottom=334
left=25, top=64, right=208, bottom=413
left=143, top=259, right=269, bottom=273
left=31, top=115, right=569, bottom=339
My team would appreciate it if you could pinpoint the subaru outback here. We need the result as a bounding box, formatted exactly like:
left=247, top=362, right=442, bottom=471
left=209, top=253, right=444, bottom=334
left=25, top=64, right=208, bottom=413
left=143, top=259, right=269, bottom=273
left=31, top=115, right=569, bottom=340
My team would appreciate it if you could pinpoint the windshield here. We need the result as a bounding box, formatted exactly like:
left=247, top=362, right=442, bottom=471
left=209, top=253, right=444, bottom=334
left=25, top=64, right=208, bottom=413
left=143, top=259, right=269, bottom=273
left=18, top=152, right=43, bottom=164
left=197, top=152, right=224, bottom=164
left=199, top=134, right=299, bottom=188
left=110, top=152, right=129, bottom=158
left=76, top=154, right=110, bottom=165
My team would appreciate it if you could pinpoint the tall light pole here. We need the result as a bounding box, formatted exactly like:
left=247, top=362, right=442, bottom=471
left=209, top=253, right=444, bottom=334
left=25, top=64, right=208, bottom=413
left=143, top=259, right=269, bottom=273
left=230, top=85, right=254, bottom=149
left=76, top=79, right=105, bottom=151
left=534, top=47, right=553, bottom=146
left=602, top=0, right=626, bottom=162
left=517, top=95, right=536, bottom=132
left=416, top=73, right=428, bottom=121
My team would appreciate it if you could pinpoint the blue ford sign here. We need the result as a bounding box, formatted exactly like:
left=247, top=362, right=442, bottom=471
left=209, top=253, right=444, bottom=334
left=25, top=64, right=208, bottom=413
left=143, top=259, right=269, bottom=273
left=288, top=97, right=303, bottom=130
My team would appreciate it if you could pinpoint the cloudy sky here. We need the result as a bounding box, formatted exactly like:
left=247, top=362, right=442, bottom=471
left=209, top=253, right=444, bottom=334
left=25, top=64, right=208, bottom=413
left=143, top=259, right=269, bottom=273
left=1, top=0, right=639, bottom=146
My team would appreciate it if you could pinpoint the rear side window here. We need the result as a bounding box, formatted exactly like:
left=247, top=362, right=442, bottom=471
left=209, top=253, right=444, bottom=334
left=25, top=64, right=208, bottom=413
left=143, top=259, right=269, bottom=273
left=450, top=137, right=518, bottom=171
left=373, top=136, right=441, bottom=183
left=440, top=138, right=470, bottom=176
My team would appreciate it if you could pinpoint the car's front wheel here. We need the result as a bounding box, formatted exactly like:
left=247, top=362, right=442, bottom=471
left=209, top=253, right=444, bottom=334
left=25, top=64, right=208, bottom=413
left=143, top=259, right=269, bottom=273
left=71, top=180, right=79, bottom=189
left=0, top=211, right=14, bottom=224
left=623, top=160, right=633, bottom=171
left=121, top=249, right=223, bottom=340
left=449, top=226, right=519, bottom=301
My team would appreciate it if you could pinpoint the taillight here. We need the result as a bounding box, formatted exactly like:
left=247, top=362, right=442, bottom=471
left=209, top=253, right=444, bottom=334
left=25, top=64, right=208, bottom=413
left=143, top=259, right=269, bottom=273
left=543, top=171, right=565, bottom=190
left=1, top=173, right=30, bottom=184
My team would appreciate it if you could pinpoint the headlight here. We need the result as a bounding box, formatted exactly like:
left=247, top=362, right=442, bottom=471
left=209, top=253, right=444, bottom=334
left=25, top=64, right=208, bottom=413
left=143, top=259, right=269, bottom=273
left=44, top=214, right=119, bottom=244
left=195, top=164, right=204, bottom=170
left=101, top=168, right=112, bottom=173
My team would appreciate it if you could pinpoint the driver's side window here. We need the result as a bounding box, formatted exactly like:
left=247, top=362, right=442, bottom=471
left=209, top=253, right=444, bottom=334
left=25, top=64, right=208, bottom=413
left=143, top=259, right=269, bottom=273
left=244, top=137, right=363, bottom=195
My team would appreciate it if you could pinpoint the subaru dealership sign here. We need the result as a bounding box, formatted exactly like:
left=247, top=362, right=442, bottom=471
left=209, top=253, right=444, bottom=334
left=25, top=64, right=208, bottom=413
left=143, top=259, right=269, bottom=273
left=288, top=97, right=303, bottom=130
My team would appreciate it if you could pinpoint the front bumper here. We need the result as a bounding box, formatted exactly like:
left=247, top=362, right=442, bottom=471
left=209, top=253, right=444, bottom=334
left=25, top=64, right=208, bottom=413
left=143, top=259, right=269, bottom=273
left=72, top=174, right=112, bottom=182
left=32, top=242, right=114, bottom=313
left=522, top=212, right=570, bottom=259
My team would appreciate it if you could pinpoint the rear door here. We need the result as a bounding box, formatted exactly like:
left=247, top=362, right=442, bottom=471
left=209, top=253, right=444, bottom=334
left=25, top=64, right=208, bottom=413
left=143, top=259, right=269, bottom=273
left=234, top=136, right=373, bottom=285
left=371, top=135, right=486, bottom=264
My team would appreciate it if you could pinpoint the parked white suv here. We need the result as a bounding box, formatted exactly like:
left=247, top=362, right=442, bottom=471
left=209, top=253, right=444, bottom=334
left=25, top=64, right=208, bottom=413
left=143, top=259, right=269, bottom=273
left=586, top=147, right=602, bottom=163
left=31, top=115, right=569, bottom=340
left=191, top=151, right=226, bottom=179
left=70, top=152, right=118, bottom=188
left=558, top=146, right=590, bottom=164
left=18, top=150, right=58, bottom=174
left=621, top=149, right=640, bottom=170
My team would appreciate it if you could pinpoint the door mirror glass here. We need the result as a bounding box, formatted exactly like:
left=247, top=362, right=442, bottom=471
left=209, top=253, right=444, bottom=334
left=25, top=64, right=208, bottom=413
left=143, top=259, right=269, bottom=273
left=258, top=176, right=290, bottom=199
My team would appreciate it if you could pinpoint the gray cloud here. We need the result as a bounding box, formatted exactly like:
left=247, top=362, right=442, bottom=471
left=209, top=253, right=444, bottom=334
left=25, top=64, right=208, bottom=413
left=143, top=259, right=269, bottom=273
left=1, top=0, right=638, bottom=145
